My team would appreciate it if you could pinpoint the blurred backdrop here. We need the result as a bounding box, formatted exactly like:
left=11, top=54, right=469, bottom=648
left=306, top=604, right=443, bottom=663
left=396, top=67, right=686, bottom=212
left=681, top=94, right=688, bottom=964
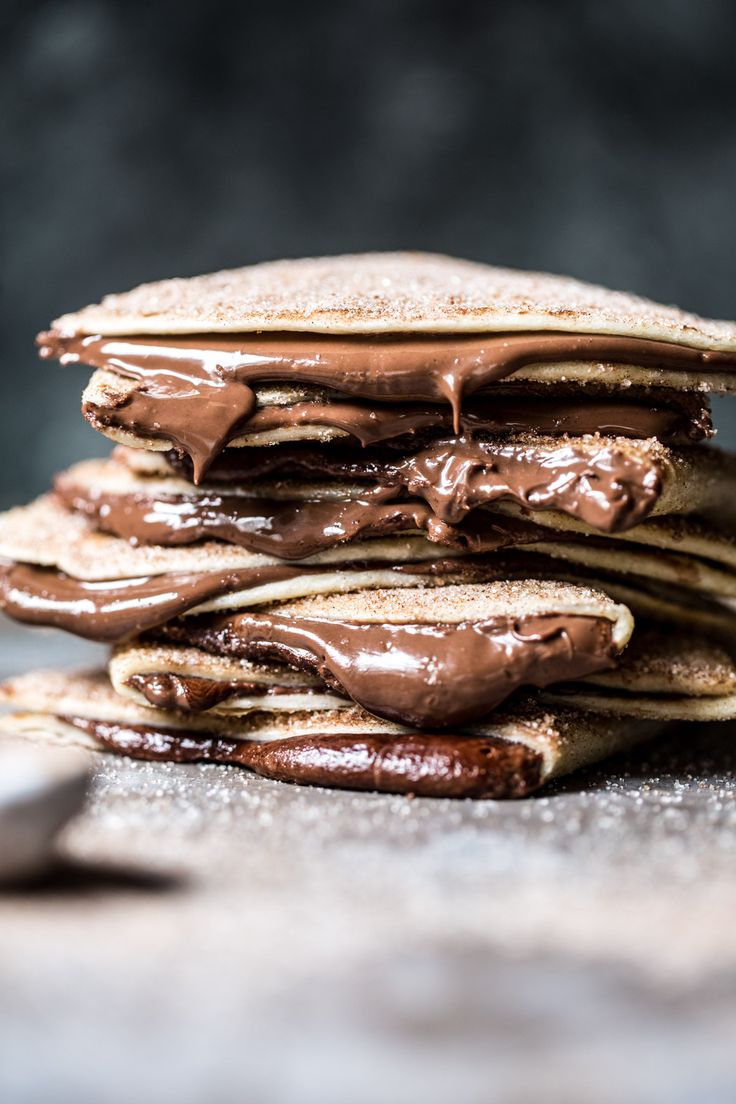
left=2, top=0, right=736, bottom=507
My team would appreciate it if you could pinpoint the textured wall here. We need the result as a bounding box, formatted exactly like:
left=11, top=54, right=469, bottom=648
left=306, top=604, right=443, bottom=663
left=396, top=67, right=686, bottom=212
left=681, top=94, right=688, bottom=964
left=3, top=0, right=736, bottom=505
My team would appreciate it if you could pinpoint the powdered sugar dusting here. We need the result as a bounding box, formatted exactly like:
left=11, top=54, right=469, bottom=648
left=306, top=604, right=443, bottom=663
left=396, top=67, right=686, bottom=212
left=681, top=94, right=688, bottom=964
left=53, top=252, right=736, bottom=350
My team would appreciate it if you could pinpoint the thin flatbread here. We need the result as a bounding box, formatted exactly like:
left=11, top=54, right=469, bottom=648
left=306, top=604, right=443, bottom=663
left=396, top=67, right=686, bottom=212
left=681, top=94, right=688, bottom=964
left=109, top=625, right=736, bottom=721
left=52, top=252, right=736, bottom=349
left=0, top=668, right=667, bottom=798
left=3, top=495, right=736, bottom=605
left=56, top=440, right=736, bottom=537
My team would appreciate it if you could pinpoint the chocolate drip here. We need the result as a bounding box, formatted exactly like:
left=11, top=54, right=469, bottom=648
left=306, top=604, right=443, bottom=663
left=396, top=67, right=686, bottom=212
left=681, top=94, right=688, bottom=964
left=231, top=393, right=712, bottom=447
left=0, top=557, right=488, bottom=641
left=160, top=611, right=617, bottom=727
left=59, top=433, right=663, bottom=556
left=0, top=562, right=306, bottom=641
left=127, top=672, right=324, bottom=712
left=54, top=476, right=564, bottom=557
left=389, top=437, right=662, bottom=532
left=62, top=716, right=544, bottom=798
left=40, top=330, right=734, bottom=480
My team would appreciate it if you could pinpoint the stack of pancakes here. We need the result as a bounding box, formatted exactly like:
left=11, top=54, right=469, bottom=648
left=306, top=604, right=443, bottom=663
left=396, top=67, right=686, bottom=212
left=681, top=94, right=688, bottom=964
left=2, top=252, right=736, bottom=798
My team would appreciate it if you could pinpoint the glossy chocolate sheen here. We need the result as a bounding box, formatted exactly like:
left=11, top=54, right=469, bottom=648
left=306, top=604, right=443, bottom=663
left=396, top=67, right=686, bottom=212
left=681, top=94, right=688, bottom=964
left=220, top=393, right=712, bottom=447
left=62, top=716, right=544, bottom=798
left=0, top=562, right=307, bottom=640
left=54, top=478, right=565, bottom=557
left=127, top=672, right=325, bottom=711
left=382, top=437, right=662, bottom=531
left=159, top=611, right=617, bottom=727
left=59, top=433, right=663, bottom=549
left=40, top=330, right=734, bottom=480
left=0, top=557, right=486, bottom=641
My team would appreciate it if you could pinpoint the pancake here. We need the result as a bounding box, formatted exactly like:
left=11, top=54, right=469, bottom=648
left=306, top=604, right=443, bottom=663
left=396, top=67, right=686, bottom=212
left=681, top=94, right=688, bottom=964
left=47, top=252, right=736, bottom=345
left=55, top=437, right=736, bottom=539
left=583, top=625, right=736, bottom=695
left=4, top=494, right=736, bottom=619
left=81, top=370, right=716, bottom=458
left=2, top=575, right=634, bottom=726
left=54, top=458, right=555, bottom=556
left=39, top=254, right=736, bottom=480
left=493, top=502, right=736, bottom=568
left=543, top=626, right=736, bottom=721
left=542, top=687, right=736, bottom=721
left=0, top=668, right=667, bottom=799
left=109, top=643, right=345, bottom=714
left=153, top=581, right=633, bottom=726
left=109, top=624, right=736, bottom=721
left=544, top=633, right=736, bottom=719
left=0, top=493, right=457, bottom=578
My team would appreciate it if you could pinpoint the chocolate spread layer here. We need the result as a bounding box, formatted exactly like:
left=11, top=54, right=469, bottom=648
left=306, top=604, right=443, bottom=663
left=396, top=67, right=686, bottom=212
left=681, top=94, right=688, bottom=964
left=382, top=437, right=662, bottom=532
left=62, top=716, right=544, bottom=798
left=0, top=557, right=486, bottom=641
left=40, top=330, right=734, bottom=480
left=127, top=672, right=325, bottom=712
left=0, top=562, right=306, bottom=640
left=205, top=393, right=712, bottom=447
left=58, top=435, right=663, bottom=546
left=53, top=477, right=566, bottom=557
left=159, top=611, right=617, bottom=727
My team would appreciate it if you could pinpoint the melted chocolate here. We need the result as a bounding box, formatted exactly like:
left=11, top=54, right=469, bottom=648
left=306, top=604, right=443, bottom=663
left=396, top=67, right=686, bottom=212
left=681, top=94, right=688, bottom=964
left=230, top=393, right=712, bottom=447
left=62, top=716, right=544, bottom=798
left=0, top=557, right=490, bottom=641
left=58, top=433, right=663, bottom=552
left=127, top=672, right=324, bottom=712
left=160, top=611, right=617, bottom=727
left=161, top=386, right=712, bottom=486
left=0, top=562, right=306, bottom=640
left=389, top=437, right=662, bottom=531
left=40, top=330, right=734, bottom=480
left=54, top=475, right=565, bottom=557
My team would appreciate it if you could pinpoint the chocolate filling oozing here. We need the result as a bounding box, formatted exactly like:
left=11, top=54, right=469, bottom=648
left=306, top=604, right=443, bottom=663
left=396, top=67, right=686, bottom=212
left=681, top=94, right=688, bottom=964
left=53, top=483, right=571, bottom=558
left=0, top=562, right=308, bottom=641
left=58, top=436, right=664, bottom=542
left=127, top=672, right=328, bottom=712
left=158, top=611, right=617, bottom=727
left=216, top=391, right=713, bottom=447
left=0, top=556, right=502, bottom=641
left=40, top=330, right=733, bottom=480
left=61, top=716, right=544, bottom=798
left=163, top=384, right=712, bottom=484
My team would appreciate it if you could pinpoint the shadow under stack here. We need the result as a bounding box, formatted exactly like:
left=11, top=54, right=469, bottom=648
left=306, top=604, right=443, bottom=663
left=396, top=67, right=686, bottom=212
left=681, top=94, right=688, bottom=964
left=2, top=252, right=736, bottom=798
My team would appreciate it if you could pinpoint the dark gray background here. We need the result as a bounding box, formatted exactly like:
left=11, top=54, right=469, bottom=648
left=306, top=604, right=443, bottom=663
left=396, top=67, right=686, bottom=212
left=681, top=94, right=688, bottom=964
left=3, top=0, right=736, bottom=507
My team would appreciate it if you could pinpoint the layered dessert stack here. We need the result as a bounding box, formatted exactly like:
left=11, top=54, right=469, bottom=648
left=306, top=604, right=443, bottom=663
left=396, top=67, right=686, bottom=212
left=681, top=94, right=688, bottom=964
left=2, top=253, right=736, bottom=798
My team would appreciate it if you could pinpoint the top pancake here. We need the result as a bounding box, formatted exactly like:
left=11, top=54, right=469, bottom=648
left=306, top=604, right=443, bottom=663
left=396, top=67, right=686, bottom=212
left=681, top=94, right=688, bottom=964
left=52, top=252, right=736, bottom=350
left=0, top=667, right=665, bottom=791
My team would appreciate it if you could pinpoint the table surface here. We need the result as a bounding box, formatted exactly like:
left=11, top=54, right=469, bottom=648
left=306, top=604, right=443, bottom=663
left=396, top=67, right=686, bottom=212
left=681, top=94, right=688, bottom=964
left=1, top=624, right=735, bottom=1104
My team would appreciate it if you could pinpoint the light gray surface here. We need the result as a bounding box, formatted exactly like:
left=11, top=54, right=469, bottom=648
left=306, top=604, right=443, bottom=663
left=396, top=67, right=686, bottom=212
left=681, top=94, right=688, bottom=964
left=0, top=625, right=735, bottom=1104
left=0, top=742, right=90, bottom=882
